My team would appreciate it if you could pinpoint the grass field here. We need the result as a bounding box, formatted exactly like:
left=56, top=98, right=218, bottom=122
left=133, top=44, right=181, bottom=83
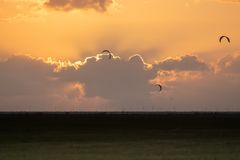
left=0, top=112, right=240, bottom=160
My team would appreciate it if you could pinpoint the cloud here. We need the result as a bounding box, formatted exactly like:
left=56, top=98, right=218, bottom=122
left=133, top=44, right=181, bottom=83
left=0, top=0, right=46, bottom=23
left=217, top=54, right=240, bottom=74
left=154, top=55, right=209, bottom=71
left=151, top=72, right=240, bottom=111
left=58, top=54, right=156, bottom=106
left=0, top=55, right=56, bottom=96
left=0, top=52, right=240, bottom=111
left=150, top=54, right=240, bottom=111
left=0, top=55, right=107, bottom=111
left=45, top=0, right=113, bottom=12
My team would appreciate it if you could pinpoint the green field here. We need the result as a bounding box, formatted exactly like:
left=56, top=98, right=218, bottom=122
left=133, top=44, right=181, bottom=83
left=1, top=129, right=240, bottom=160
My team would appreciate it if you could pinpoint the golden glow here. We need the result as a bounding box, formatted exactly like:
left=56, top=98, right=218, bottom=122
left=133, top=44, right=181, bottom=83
left=0, top=0, right=240, bottom=62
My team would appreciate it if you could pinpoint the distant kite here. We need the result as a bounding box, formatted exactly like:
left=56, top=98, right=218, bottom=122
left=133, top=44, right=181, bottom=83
left=155, top=84, right=163, bottom=92
left=108, top=53, right=112, bottom=59
left=101, top=50, right=111, bottom=54
left=219, top=36, right=230, bottom=43
left=101, top=50, right=112, bottom=59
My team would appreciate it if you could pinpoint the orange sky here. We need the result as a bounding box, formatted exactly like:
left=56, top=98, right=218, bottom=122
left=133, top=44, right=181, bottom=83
left=0, top=0, right=240, bottom=111
left=0, top=0, right=240, bottom=61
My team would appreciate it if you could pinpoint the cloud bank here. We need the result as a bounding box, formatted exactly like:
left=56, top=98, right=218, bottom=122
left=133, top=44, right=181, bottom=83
left=154, top=55, right=209, bottom=71
left=0, top=52, right=240, bottom=111
left=45, top=0, right=113, bottom=12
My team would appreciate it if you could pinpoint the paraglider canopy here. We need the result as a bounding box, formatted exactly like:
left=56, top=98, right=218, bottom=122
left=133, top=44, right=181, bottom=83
left=101, top=50, right=111, bottom=54
left=219, top=36, right=230, bottom=43
left=155, top=84, right=163, bottom=92
left=101, top=50, right=112, bottom=59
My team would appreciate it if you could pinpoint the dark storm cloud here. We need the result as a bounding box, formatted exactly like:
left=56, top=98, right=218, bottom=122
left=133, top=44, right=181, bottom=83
left=154, top=55, right=209, bottom=71
left=45, top=0, right=113, bottom=12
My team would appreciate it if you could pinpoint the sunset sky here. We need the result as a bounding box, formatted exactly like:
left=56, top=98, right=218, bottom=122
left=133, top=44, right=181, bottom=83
left=0, top=0, right=240, bottom=111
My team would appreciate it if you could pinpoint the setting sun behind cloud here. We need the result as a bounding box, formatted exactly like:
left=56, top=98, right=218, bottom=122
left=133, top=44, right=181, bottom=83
left=0, top=0, right=240, bottom=111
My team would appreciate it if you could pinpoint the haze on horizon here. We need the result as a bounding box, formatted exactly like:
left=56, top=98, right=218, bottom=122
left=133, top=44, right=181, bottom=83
left=0, top=0, right=240, bottom=111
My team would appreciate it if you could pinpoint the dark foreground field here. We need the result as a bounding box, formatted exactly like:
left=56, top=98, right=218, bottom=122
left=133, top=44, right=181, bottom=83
left=1, top=112, right=240, bottom=160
